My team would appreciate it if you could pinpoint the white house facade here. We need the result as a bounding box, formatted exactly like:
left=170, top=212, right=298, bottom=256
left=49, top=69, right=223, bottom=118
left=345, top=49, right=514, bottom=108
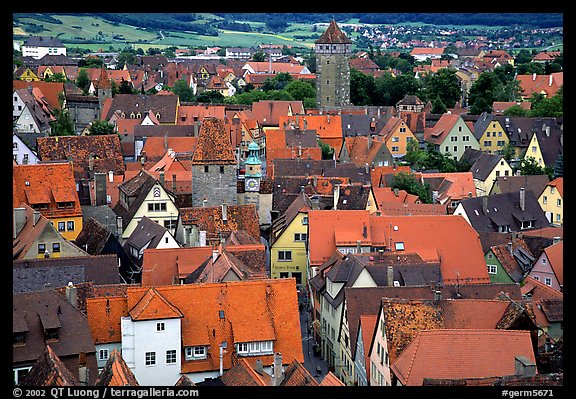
left=13, top=134, right=39, bottom=165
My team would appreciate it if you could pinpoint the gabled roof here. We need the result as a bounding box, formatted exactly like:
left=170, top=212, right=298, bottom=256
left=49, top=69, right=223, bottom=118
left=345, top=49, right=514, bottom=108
left=191, top=117, right=236, bottom=164
left=73, top=217, right=112, bottom=255
left=315, top=20, right=352, bottom=44
left=531, top=128, right=563, bottom=168
left=391, top=329, right=536, bottom=386
left=96, top=349, right=139, bottom=386
left=20, top=345, right=79, bottom=386
left=546, top=177, right=563, bottom=198
left=103, top=93, right=179, bottom=124
left=24, top=36, right=65, bottom=47
left=424, top=113, right=462, bottom=144
left=124, top=216, right=173, bottom=251
left=13, top=162, right=82, bottom=218
left=491, top=175, right=550, bottom=198
left=220, top=358, right=269, bottom=386
left=543, top=241, right=563, bottom=286
left=126, top=279, right=303, bottom=373
left=280, top=359, right=320, bottom=386
left=128, top=287, right=184, bottom=321
left=179, top=204, right=260, bottom=243
left=13, top=80, right=64, bottom=110
left=458, top=190, right=550, bottom=233
left=516, top=72, right=563, bottom=98
left=251, top=100, right=305, bottom=127
left=113, top=170, right=158, bottom=225
left=490, top=239, right=534, bottom=283
left=469, top=152, right=508, bottom=181
left=86, top=296, right=128, bottom=345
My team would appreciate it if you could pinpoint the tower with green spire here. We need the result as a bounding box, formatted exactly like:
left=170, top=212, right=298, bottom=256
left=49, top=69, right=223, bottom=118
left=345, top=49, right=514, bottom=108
left=244, top=141, right=262, bottom=192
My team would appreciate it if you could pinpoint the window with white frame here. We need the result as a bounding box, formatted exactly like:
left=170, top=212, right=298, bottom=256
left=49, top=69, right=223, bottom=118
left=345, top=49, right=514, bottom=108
left=237, top=341, right=273, bottom=356
left=556, top=214, right=561, bottom=222
left=185, top=346, right=207, bottom=360
left=99, top=349, right=109, bottom=361
left=294, top=233, right=307, bottom=242
left=487, top=265, right=497, bottom=274
left=145, top=352, right=156, bottom=366
left=544, top=278, right=552, bottom=286
left=156, top=322, right=165, bottom=332
left=278, top=251, right=292, bottom=261
left=166, top=350, right=177, bottom=364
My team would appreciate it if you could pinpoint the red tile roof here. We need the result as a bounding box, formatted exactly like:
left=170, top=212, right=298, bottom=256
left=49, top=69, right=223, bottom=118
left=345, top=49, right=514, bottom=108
left=516, top=72, right=563, bottom=98
left=191, top=117, right=236, bottom=164
left=86, top=297, right=128, bottom=345
left=13, top=162, right=82, bottom=219
left=95, top=349, right=139, bottom=386
left=315, top=20, right=352, bottom=44
left=126, top=279, right=303, bottom=373
left=391, top=329, right=536, bottom=386
left=424, top=113, right=461, bottom=144
left=544, top=241, right=563, bottom=286
left=128, top=287, right=184, bottom=321
left=13, top=80, right=64, bottom=110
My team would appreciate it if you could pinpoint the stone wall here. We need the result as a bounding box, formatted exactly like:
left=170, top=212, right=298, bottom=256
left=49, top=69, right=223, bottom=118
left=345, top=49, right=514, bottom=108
left=191, top=164, right=238, bottom=207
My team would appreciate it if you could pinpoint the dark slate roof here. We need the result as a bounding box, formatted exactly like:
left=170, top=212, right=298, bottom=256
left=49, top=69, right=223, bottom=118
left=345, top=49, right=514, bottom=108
left=272, top=176, right=343, bottom=214
left=458, top=190, right=550, bottom=233
left=460, top=147, right=484, bottom=165
left=124, top=216, right=171, bottom=250
left=336, top=185, right=371, bottom=210
left=325, top=163, right=372, bottom=185
left=74, top=217, right=113, bottom=255
left=19, top=345, right=79, bottom=386
left=13, top=255, right=122, bottom=292
left=340, top=113, right=391, bottom=137
left=13, top=290, right=96, bottom=366
left=495, top=116, right=562, bottom=149
left=283, top=128, right=320, bottom=148
left=133, top=124, right=196, bottom=139
left=539, top=299, right=563, bottom=322
left=491, top=175, right=550, bottom=197
left=272, top=159, right=336, bottom=178
left=477, top=231, right=555, bottom=261
left=104, top=94, right=179, bottom=124
left=472, top=112, right=499, bottom=140
left=315, top=20, right=352, bottom=44
left=24, top=36, right=64, bottom=47
left=470, top=152, right=506, bottom=181
left=113, top=170, right=158, bottom=226
left=533, top=127, right=563, bottom=168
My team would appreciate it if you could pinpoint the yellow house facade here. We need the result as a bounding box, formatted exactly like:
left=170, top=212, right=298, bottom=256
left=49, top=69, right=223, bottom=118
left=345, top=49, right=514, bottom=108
left=474, top=157, right=514, bottom=197
left=476, top=119, right=510, bottom=154
left=18, top=68, right=40, bottom=82
left=49, top=215, right=83, bottom=241
left=270, top=211, right=309, bottom=285
left=538, top=177, right=563, bottom=226
left=381, top=117, right=418, bottom=158
left=524, top=133, right=546, bottom=167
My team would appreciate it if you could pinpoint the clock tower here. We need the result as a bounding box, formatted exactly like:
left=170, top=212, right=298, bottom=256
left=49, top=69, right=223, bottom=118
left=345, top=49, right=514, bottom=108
left=244, top=141, right=262, bottom=192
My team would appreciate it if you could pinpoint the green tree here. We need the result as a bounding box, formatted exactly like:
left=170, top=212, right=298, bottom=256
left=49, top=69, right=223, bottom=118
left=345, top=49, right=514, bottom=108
left=390, top=172, right=432, bottom=203
left=172, top=79, right=195, bottom=102
left=89, top=120, right=116, bottom=135
left=528, top=87, right=563, bottom=117
left=500, top=142, right=517, bottom=162
left=118, top=79, right=135, bottom=94
left=503, top=105, right=528, bottom=117
left=252, top=51, right=266, bottom=62
left=76, top=68, right=91, bottom=94
left=196, top=90, right=225, bottom=104
left=284, top=79, right=315, bottom=101
left=45, top=72, right=66, bottom=83
left=405, top=140, right=428, bottom=170
left=418, top=68, right=461, bottom=109
left=318, top=140, right=334, bottom=160
left=519, top=157, right=547, bottom=176
left=49, top=108, right=75, bottom=136
left=431, top=95, right=447, bottom=114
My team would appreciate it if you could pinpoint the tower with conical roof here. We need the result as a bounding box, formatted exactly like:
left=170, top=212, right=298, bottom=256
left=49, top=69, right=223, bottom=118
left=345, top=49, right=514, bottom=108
left=315, top=20, right=352, bottom=108
left=244, top=141, right=262, bottom=192
left=96, top=65, right=112, bottom=114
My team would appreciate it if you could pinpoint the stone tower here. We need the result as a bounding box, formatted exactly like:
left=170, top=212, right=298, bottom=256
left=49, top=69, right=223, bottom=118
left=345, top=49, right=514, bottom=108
left=96, top=65, right=112, bottom=116
left=191, top=117, right=238, bottom=207
left=315, top=20, right=352, bottom=108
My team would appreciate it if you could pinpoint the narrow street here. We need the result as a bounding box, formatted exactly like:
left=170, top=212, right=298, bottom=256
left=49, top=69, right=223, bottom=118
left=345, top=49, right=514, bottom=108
left=298, top=289, right=330, bottom=384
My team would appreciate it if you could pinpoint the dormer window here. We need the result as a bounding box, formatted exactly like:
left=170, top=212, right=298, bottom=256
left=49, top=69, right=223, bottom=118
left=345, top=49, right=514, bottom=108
left=44, top=328, right=59, bottom=341
left=185, top=346, right=207, bottom=360
left=13, top=332, right=26, bottom=345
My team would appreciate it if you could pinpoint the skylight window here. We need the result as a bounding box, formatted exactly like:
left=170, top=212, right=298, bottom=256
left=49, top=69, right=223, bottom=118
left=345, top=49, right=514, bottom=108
left=394, top=242, right=405, bottom=251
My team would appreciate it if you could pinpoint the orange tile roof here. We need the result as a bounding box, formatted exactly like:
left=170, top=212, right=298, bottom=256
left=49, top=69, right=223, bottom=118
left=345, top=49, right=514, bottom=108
left=376, top=202, right=447, bottom=216
left=191, top=117, right=236, bottom=164
left=86, top=297, right=128, bottom=344
left=177, top=105, right=226, bottom=125
left=13, top=80, right=64, bottom=110
left=424, top=113, right=461, bottom=144
left=251, top=101, right=305, bottom=127
left=547, top=177, right=563, bottom=198
left=279, top=114, right=343, bottom=140
left=115, top=118, right=142, bottom=136
left=129, top=287, right=184, bottom=321
left=520, top=276, right=563, bottom=328
left=96, top=349, right=140, bottom=386
left=373, top=186, right=419, bottom=205
left=391, top=329, right=536, bottom=386
left=320, top=372, right=346, bottom=386
left=418, top=172, right=476, bottom=202
left=544, top=241, right=563, bottom=286
left=126, top=279, right=303, bottom=373
left=410, top=47, right=445, bottom=55
left=516, top=72, right=563, bottom=98
left=141, top=247, right=213, bottom=286
left=220, top=358, right=269, bottom=386
left=13, top=162, right=82, bottom=219
left=359, top=314, right=377, bottom=382
left=370, top=165, right=412, bottom=188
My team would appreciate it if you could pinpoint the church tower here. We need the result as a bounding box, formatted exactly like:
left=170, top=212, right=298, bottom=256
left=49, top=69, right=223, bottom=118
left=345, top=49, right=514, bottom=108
left=315, top=20, right=352, bottom=108
left=96, top=65, right=112, bottom=116
left=244, top=141, right=262, bottom=192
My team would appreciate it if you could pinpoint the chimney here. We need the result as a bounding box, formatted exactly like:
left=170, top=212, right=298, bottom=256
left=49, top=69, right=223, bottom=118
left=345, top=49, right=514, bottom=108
left=212, top=248, right=219, bottom=263
left=159, top=171, right=165, bottom=188
left=199, top=230, right=207, bottom=246
left=172, top=174, right=177, bottom=191
left=432, top=190, right=439, bottom=203
left=519, top=187, right=525, bottom=211
left=482, top=195, right=488, bottom=214
left=356, top=240, right=362, bottom=254
left=13, top=208, right=27, bottom=239
left=78, top=352, right=88, bottom=386
left=108, top=170, right=114, bottom=183
left=116, top=216, right=123, bottom=236
left=94, top=172, right=107, bottom=206
left=367, top=135, right=373, bottom=150
left=515, top=355, right=537, bottom=377
left=255, top=359, right=264, bottom=375
left=552, top=236, right=561, bottom=245
left=507, top=242, right=513, bottom=254
left=365, top=163, right=370, bottom=174
left=549, top=74, right=553, bottom=87
left=66, top=282, right=77, bottom=309
left=222, top=203, right=227, bottom=221
left=387, top=266, right=394, bottom=287
left=545, top=126, right=550, bottom=137
left=532, top=73, right=536, bottom=81
left=433, top=289, right=442, bottom=303
left=394, top=188, right=399, bottom=197
left=164, top=132, right=168, bottom=151
left=272, top=352, right=284, bottom=386
left=313, top=175, right=317, bottom=187
left=363, top=224, right=367, bottom=239
left=378, top=249, right=384, bottom=260
left=88, top=155, right=94, bottom=172
left=333, top=184, right=340, bottom=210
left=33, top=210, right=41, bottom=226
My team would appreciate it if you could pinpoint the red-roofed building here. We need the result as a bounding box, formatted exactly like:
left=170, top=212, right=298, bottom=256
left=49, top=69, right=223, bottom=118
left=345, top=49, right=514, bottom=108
left=516, top=72, right=563, bottom=99
left=105, top=279, right=303, bottom=385
left=528, top=240, right=563, bottom=293
left=410, top=47, right=444, bottom=62
left=424, top=113, right=480, bottom=160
